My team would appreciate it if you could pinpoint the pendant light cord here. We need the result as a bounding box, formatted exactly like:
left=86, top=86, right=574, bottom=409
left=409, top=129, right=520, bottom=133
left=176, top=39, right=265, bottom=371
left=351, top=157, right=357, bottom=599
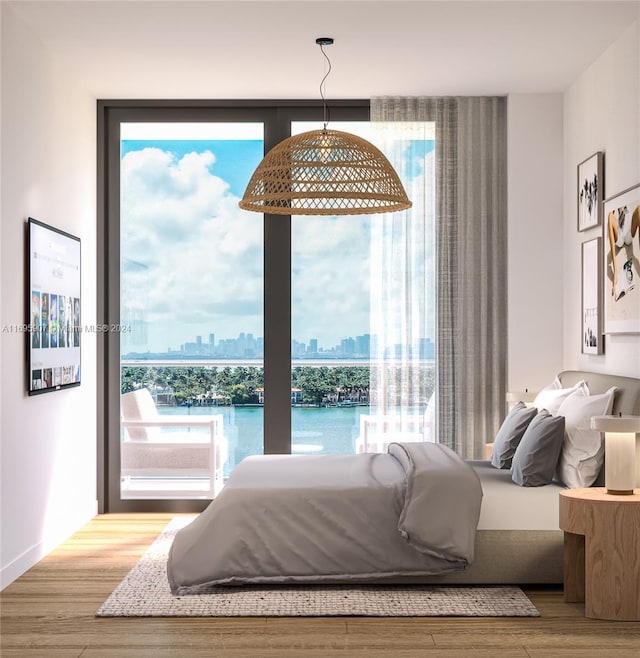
left=318, top=40, right=332, bottom=130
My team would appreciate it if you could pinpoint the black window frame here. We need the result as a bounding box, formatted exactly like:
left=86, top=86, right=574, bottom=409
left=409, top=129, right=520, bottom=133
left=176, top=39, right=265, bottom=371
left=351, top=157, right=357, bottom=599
left=97, top=100, right=369, bottom=512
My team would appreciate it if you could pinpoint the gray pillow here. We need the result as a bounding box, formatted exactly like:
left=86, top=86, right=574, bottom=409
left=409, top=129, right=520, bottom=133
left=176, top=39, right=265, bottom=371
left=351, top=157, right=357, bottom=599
left=511, top=410, right=565, bottom=487
left=490, top=402, right=537, bottom=469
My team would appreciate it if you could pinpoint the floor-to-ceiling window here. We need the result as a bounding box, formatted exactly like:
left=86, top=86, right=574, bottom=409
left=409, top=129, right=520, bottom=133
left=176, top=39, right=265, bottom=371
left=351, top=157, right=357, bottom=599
left=290, top=121, right=375, bottom=456
left=100, top=102, right=377, bottom=511
left=119, top=121, right=265, bottom=499
left=99, top=102, right=435, bottom=512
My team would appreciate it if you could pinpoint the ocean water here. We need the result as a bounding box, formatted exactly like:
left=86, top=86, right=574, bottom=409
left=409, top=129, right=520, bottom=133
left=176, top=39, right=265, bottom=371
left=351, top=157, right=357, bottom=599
left=158, top=404, right=372, bottom=468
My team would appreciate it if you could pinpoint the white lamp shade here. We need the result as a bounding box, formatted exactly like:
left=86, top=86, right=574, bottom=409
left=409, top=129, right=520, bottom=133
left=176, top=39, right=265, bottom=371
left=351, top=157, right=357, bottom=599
left=591, top=415, right=640, bottom=495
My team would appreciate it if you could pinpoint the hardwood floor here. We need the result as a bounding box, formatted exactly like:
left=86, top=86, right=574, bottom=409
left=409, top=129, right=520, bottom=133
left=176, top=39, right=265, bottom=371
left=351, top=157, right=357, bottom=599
left=1, top=514, right=639, bottom=657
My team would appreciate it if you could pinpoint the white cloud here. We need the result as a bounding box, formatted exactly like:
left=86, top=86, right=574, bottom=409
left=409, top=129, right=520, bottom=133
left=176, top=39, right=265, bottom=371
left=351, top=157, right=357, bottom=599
left=292, top=215, right=371, bottom=347
left=121, top=147, right=263, bottom=351
left=120, top=143, right=434, bottom=354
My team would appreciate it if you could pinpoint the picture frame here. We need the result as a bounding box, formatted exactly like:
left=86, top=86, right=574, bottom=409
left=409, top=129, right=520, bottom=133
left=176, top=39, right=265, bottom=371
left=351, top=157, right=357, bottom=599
left=602, top=183, right=640, bottom=335
left=581, top=237, right=602, bottom=354
left=28, top=217, right=81, bottom=394
left=577, top=151, right=603, bottom=231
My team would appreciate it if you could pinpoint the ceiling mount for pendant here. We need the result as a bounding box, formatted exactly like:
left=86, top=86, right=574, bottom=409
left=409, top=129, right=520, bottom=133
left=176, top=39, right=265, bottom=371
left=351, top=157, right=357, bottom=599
left=238, top=37, right=412, bottom=216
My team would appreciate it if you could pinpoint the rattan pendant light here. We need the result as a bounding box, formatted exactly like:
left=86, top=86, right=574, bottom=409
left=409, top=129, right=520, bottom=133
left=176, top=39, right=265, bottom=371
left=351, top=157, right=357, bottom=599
left=238, top=38, right=412, bottom=216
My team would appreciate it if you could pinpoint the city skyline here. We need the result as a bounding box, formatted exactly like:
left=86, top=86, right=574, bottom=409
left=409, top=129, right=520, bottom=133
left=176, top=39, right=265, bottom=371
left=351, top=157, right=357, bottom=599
left=122, top=328, right=435, bottom=361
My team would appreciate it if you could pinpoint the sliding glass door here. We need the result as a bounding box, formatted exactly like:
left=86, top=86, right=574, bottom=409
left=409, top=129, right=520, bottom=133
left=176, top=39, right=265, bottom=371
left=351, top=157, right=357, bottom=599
left=290, top=121, right=374, bottom=455
left=118, top=121, right=264, bottom=500
left=99, top=102, right=370, bottom=511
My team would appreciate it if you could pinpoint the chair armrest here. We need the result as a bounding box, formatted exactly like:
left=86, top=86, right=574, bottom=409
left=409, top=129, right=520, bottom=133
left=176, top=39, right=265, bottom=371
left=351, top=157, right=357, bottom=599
left=359, top=413, right=427, bottom=452
left=361, top=414, right=425, bottom=426
left=161, top=414, right=223, bottom=424
left=360, top=414, right=425, bottom=433
left=121, top=418, right=217, bottom=428
left=122, top=440, right=211, bottom=449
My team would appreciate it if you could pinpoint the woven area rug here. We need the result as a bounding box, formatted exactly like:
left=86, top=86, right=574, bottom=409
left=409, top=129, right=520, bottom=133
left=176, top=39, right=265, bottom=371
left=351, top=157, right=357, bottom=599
left=96, top=518, right=539, bottom=618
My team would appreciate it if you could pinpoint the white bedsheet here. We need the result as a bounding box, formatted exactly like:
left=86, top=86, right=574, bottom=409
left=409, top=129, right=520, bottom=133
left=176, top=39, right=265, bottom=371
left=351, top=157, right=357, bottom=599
left=470, top=461, right=565, bottom=531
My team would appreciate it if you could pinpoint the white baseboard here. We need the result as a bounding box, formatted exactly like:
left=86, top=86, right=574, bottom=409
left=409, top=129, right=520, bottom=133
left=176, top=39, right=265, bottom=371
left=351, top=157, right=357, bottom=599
left=0, top=499, right=98, bottom=591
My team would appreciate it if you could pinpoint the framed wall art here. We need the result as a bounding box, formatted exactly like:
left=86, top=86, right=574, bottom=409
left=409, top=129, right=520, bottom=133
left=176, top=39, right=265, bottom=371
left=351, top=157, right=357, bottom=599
left=603, top=183, right=640, bottom=334
left=28, top=217, right=81, bottom=394
left=577, top=151, right=603, bottom=231
left=581, top=237, right=602, bottom=354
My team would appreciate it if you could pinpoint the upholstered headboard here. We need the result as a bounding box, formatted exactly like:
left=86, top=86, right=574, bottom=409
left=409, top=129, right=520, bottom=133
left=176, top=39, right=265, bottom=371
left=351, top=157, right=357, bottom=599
left=557, top=370, right=640, bottom=416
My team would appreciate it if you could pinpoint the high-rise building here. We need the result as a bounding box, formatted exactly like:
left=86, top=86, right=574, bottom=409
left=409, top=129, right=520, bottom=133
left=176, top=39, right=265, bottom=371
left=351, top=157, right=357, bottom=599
left=420, top=337, right=435, bottom=360
left=355, top=334, right=370, bottom=356
left=292, top=339, right=306, bottom=356
left=341, top=337, right=356, bottom=355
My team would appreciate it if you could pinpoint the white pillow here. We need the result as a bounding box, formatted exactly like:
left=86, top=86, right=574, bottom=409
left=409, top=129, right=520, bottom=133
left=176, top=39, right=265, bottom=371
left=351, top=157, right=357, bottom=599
left=540, top=376, right=562, bottom=391
left=555, top=386, right=617, bottom=488
left=533, top=379, right=588, bottom=416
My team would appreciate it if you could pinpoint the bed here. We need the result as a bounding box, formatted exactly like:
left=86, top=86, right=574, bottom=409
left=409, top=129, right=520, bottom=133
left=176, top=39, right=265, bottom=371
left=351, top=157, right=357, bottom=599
left=167, top=370, right=640, bottom=592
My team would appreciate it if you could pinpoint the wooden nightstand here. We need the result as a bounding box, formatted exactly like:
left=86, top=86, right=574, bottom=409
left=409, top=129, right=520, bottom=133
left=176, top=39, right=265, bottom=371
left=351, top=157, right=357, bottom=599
left=559, top=487, right=640, bottom=621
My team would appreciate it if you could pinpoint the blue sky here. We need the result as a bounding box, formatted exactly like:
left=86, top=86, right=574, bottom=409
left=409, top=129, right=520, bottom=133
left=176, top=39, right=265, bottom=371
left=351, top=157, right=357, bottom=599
left=121, top=140, right=262, bottom=198
left=120, top=131, right=434, bottom=354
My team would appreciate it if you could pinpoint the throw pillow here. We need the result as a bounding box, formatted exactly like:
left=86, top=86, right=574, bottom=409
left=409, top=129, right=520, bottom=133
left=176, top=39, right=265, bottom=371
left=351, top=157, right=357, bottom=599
left=490, top=402, right=538, bottom=469
left=555, top=386, right=618, bottom=488
left=511, top=410, right=565, bottom=486
left=533, top=379, right=588, bottom=415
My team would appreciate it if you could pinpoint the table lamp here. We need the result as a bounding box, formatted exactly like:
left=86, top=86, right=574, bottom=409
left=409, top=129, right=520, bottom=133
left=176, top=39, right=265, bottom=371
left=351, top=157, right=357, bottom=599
left=590, top=415, right=640, bottom=495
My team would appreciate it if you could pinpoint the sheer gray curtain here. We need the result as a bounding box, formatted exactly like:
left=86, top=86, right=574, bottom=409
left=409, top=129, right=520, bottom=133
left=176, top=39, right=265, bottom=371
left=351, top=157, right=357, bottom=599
left=368, top=119, right=435, bottom=441
left=371, top=96, right=507, bottom=459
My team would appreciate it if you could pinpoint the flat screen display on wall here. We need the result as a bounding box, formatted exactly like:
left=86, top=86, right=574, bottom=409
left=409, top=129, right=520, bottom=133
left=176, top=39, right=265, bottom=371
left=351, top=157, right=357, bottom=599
left=28, top=217, right=81, bottom=395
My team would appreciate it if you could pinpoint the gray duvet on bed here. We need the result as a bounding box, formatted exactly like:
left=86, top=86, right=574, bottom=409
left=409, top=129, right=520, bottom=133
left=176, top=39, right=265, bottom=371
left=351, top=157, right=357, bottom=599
left=167, top=442, right=482, bottom=593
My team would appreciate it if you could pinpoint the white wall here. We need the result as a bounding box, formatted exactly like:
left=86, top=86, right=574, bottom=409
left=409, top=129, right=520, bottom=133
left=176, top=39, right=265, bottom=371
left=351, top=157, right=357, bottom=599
left=507, top=94, right=565, bottom=392
left=0, top=4, right=97, bottom=588
left=508, top=15, right=640, bottom=392
left=563, top=17, right=640, bottom=378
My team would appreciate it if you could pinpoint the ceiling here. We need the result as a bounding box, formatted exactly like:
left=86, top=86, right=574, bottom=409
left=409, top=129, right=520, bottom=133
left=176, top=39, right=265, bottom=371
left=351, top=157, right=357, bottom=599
left=7, top=1, right=639, bottom=99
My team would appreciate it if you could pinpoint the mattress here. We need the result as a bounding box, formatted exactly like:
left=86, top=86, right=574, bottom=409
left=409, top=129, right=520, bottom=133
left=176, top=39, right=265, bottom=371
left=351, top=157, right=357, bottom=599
left=471, top=461, right=565, bottom=531
left=367, top=461, right=566, bottom=585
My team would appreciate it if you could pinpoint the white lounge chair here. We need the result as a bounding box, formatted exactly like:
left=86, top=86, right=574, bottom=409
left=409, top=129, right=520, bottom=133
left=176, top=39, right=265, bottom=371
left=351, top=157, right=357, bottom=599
left=355, top=395, right=435, bottom=454
left=120, top=388, right=227, bottom=496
